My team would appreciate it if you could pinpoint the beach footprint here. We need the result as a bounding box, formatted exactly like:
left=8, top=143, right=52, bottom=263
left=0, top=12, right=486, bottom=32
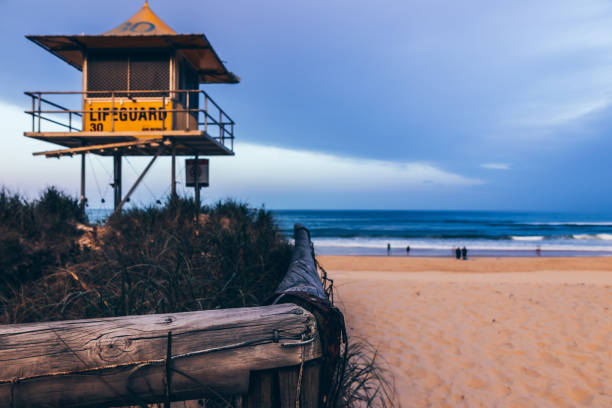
left=521, top=366, right=541, bottom=378
left=569, top=386, right=594, bottom=406
left=467, top=375, right=488, bottom=390
left=538, top=351, right=565, bottom=368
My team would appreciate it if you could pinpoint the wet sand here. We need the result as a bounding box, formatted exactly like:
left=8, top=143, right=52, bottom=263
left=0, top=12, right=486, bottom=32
left=318, top=256, right=612, bottom=407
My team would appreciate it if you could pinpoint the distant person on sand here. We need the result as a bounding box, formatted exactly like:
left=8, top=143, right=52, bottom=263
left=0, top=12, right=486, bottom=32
left=387, top=243, right=391, bottom=255
left=406, top=245, right=410, bottom=255
left=462, top=246, right=468, bottom=260
left=455, top=247, right=461, bottom=259
left=536, top=246, right=541, bottom=256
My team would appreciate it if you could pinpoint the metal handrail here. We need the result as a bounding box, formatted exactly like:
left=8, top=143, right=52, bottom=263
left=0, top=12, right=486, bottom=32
left=24, top=90, right=235, bottom=149
left=22, top=94, right=83, bottom=118
left=24, top=90, right=233, bottom=120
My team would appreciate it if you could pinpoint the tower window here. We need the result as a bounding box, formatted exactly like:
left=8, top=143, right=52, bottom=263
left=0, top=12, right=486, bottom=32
left=87, top=51, right=169, bottom=97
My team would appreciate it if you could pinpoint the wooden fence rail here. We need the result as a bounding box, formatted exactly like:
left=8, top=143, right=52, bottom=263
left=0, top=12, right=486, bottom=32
left=0, top=224, right=343, bottom=408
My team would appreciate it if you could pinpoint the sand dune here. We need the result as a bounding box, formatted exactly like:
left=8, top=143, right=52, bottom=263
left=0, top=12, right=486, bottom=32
left=319, top=256, right=612, bottom=407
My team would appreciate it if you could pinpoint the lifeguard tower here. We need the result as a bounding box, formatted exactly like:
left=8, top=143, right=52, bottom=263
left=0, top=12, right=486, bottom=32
left=24, top=1, right=238, bottom=213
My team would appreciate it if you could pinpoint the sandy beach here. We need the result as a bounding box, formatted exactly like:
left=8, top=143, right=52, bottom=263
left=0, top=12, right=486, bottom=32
left=318, top=256, right=612, bottom=407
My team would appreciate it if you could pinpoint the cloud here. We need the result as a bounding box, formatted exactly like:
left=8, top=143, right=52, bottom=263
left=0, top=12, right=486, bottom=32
left=0, top=99, right=483, bottom=208
left=511, top=95, right=611, bottom=129
left=211, top=143, right=483, bottom=194
left=481, top=1, right=612, bottom=141
left=480, top=163, right=511, bottom=170
left=0, top=102, right=86, bottom=198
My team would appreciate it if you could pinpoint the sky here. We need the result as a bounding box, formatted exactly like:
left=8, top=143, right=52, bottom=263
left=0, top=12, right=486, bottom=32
left=1, top=0, right=612, bottom=211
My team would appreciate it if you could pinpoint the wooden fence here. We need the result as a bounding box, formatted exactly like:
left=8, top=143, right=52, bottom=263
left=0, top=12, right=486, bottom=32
left=0, top=224, right=345, bottom=408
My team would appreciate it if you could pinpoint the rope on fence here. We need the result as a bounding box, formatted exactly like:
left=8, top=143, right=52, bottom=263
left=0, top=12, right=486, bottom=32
left=295, top=334, right=306, bottom=408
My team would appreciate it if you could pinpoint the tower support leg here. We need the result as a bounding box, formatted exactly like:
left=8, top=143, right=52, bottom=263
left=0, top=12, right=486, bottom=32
left=80, top=153, right=86, bottom=219
left=113, top=154, right=122, bottom=211
left=113, top=146, right=164, bottom=215
left=194, top=154, right=200, bottom=217
left=171, top=142, right=176, bottom=199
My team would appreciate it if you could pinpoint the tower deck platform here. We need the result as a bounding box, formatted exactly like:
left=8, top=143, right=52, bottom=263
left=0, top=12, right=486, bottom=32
left=25, top=130, right=233, bottom=157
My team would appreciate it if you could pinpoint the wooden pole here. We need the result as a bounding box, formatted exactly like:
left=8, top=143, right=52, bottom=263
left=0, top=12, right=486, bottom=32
left=275, top=224, right=327, bottom=300
left=80, top=152, right=86, bottom=219
left=245, top=370, right=276, bottom=408
left=171, top=142, right=176, bottom=199
left=0, top=304, right=321, bottom=408
left=278, top=361, right=321, bottom=408
left=272, top=224, right=339, bottom=407
left=113, top=153, right=122, bottom=211
left=194, top=154, right=200, bottom=216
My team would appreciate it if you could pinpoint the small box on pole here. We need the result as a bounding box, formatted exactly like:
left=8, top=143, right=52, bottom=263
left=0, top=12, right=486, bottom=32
left=186, top=158, right=209, bottom=187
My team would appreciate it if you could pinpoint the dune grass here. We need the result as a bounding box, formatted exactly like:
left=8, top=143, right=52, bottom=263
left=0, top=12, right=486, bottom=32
left=0, top=189, right=291, bottom=323
left=0, top=187, right=85, bottom=311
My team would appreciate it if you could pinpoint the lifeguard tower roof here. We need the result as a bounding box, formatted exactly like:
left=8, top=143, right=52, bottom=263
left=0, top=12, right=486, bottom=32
left=26, top=1, right=239, bottom=84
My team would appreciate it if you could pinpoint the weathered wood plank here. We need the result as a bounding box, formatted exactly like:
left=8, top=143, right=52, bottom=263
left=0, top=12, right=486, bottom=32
left=278, top=365, right=300, bottom=407
left=278, top=361, right=320, bottom=408
left=245, top=369, right=276, bottom=408
left=300, top=361, right=321, bottom=408
left=0, top=304, right=321, bottom=407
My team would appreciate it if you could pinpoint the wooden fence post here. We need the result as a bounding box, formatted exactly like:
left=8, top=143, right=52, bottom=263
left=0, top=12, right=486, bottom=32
left=278, top=361, right=321, bottom=408
left=245, top=369, right=277, bottom=408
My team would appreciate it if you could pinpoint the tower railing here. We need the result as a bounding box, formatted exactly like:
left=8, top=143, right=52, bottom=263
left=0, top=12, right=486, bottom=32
left=24, top=90, right=235, bottom=152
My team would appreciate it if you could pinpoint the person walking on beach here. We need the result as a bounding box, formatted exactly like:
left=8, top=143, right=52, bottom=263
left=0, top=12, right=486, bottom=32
left=406, top=245, right=410, bottom=255
left=461, top=246, right=468, bottom=260
left=455, top=247, right=461, bottom=259
left=387, top=243, right=391, bottom=255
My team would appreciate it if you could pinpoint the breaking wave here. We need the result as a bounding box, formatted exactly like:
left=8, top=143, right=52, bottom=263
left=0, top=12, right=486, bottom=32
left=573, top=233, right=612, bottom=240
left=511, top=236, right=544, bottom=241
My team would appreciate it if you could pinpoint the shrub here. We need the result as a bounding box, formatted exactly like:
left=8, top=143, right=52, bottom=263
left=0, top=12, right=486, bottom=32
left=0, top=188, right=84, bottom=304
left=1, top=195, right=292, bottom=323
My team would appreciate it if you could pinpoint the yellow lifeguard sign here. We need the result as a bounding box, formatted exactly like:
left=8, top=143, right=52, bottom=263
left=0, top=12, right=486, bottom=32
left=24, top=1, right=239, bottom=212
left=84, top=100, right=172, bottom=133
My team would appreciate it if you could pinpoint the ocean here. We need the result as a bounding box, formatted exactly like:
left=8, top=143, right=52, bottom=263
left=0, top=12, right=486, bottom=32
left=272, top=210, right=612, bottom=257
left=87, top=209, right=612, bottom=257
